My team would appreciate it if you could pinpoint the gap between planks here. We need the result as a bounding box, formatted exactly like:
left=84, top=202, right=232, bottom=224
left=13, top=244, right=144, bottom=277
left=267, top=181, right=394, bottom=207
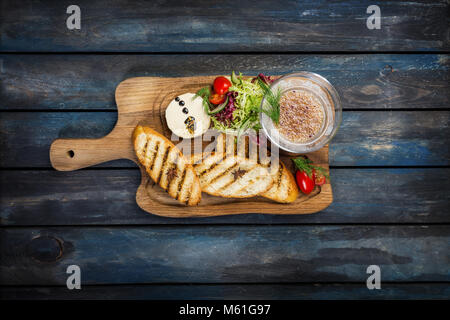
left=1, top=51, right=450, bottom=55
left=1, top=281, right=449, bottom=288
left=1, top=223, right=450, bottom=229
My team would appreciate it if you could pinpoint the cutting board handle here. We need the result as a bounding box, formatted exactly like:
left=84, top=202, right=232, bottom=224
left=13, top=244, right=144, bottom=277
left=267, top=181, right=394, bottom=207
left=50, top=136, right=133, bottom=171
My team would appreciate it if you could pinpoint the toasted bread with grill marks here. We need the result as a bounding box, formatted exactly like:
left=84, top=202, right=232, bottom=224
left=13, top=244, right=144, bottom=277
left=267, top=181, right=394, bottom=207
left=190, top=134, right=272, bottom=198
left=216, top=133, right=298, bottom=202
left=132, top=125, right=201, bottom=206
left=192, top=134, right=298, bottom=202
left=261, top=161, right=299, bottom=203
left=191, top=152, right=274, bottom=198
left=189, top=134, right=272, bottom=198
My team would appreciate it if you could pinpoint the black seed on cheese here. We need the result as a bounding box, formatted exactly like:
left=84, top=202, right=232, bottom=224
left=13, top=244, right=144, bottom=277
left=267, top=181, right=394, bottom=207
left=175, top=97, right=180, bottom=102
left=179, top=100, right=185, bottom=106
left=184, top=116, right=196, bottom=135
left=182, top=107, right=188, bottom=114
left=184, top=116, right=195, bottom=123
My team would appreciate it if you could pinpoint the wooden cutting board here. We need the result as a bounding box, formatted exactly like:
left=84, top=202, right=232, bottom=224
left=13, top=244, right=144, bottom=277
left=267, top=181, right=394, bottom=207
left=50, top=77, right=333, bottom=217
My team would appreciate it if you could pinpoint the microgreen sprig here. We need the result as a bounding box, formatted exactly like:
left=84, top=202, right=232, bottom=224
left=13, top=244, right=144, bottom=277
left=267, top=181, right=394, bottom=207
left=257, top=77, right=282, bottom=125
left=194, top=86, right=213, bottom=114
left=292, top=156, right=330, bottom=180
left=194, top=86, right=211, bottom=100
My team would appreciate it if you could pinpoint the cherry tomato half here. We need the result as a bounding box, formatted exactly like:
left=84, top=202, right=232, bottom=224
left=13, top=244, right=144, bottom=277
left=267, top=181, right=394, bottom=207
left=313, top=169, right=326, bottom=186
left=295, top=170, right=315, bottom=194
left=213, top=77, right=232, bottom=95
left=209, top=93, right=226, bottom=105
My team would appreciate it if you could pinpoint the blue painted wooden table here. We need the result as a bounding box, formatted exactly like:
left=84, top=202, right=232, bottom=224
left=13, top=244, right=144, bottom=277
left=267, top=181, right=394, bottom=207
left=0, top=0, right=449, bottom=300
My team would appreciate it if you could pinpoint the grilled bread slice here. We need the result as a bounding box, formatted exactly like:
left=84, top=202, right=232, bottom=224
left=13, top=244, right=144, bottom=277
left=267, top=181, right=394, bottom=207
left=191, top=152, right=274, bottom=198
left=261, top=161, right=299, bottom=203
left=132, top=125, right=201, bottom=206
left=205, top=133, right=299, bottom=202
left=190, top=134, right=274, bottom=198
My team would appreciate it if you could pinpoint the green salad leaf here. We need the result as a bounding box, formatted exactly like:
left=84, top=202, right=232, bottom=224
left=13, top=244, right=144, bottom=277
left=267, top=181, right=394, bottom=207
left=196, top=72, right=275, bottom=136
left=226, top=72, right=264, bottom=131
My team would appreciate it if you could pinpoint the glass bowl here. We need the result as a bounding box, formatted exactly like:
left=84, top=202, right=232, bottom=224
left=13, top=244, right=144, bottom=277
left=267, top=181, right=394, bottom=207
left=260, top=72, right=342, bottom=154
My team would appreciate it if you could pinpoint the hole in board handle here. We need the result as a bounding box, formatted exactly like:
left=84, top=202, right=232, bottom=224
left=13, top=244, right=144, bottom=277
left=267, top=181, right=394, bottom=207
left=67, top=150, right=75, bottom=158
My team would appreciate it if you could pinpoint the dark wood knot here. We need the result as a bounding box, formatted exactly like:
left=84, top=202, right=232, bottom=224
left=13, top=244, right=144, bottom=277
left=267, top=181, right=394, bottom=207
left=380, top=64, right=394, bottom=76
left=27, top=235, right=64, bottom=263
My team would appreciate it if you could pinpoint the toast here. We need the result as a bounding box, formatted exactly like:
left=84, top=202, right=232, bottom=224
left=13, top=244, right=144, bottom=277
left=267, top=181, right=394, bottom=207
left=193, top=134, right=298, bottom=202
left=216, top=133, right=299, bottom=202
left=132, top=125, right=201, bottom=206
left=261, top=161, right=299, bottom=203
left=191, top=134, right=274, bottom=198
left=192, top=152, right=274, bottom=198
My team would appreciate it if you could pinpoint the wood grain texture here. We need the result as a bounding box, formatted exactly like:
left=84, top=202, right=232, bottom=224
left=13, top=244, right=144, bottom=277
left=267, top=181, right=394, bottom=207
left=1, top=0, right=448, bottom=52
left=1, top=168, right=449, bottom=225
left=1, top=226, right=448, bottom=285
left=1, top=111, right=448, bottom=168
left=0, top=0, right=448, bottom=301
left=1, top=54, right=449, bottom=110
left=48, top=76, right=332, bottom=216
left=2, top=283, right=449, bottom=300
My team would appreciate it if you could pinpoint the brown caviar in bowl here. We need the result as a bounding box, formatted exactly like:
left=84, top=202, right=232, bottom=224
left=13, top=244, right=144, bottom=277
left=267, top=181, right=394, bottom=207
left=277, top=89, right=324, bottom=143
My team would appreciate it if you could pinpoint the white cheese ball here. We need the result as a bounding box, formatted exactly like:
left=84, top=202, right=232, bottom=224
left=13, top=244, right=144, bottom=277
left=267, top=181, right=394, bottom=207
left=165, top=93, right=211, bottom=139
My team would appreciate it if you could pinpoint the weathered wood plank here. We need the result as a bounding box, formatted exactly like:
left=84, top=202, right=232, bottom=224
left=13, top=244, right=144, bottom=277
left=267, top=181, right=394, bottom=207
left=1, top=168, right=449, bottom=225
left=0, top=226, right=448, bottom=285
left=332, top=111, right=450, bottom=166
left=2, top=283, right=449, bottom=300
left=1, top=54, right=448, bottom=110
left=1, top=0, right=448, bottom=52
left=0, top=111, right=448, bottom=167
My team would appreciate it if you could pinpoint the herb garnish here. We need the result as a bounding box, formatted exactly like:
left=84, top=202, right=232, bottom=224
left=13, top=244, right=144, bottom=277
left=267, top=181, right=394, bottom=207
left=292, top=156, right=329, bottom=180
left=257, top=77, right=282, bottom=125
left=166, top=167, right=178, bottom=183
left=232, top=168, right=246, bottom=180
left=194, top=86, right=211, bottom=100
left=194, top=86, right=213, bottom=114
